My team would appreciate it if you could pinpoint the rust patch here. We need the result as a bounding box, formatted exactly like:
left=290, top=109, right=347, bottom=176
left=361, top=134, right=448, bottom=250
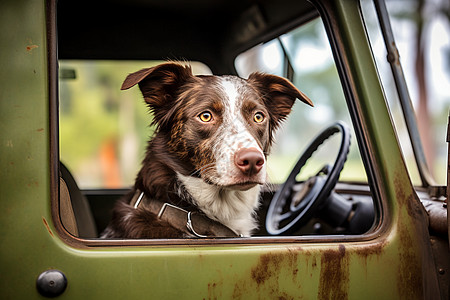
left=318, top=244, right=349, bottom=300
left=393, top=166, right=425, bottom=219
left=396, top=212, right=423, bottom=298
left=207, top=282, right=220, bottom=300
left=26, top=44, right=39, bottom=53
left=230, top=248, right=302, bottom=299
left=355, top=239, right=386, bottom=261
left=42, top=217, right=54, bottom=237
left=311, top=255, right=317, bottom=270
left=37, top=128, right=44, bottom=132
left=251, top=253, right=283, bottom=285
left=251, top=249, right=298, bottom=285
left=393, top=167, right=428, bottom=298
left=232, top=281, right=244, bottom=299
left=206, top=269, right=225, bottom=300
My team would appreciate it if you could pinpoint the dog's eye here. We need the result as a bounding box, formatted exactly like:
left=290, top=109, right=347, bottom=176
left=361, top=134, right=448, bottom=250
left=253, top=112, right=265, bottom=123
left=198, top=111, right=213, bottom=122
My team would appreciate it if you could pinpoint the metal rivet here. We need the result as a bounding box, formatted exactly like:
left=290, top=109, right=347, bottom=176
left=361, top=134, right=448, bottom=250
left=36, top=270, right=67, bottom=298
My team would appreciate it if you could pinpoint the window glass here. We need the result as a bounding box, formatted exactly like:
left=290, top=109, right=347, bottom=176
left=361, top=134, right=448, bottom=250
left=360, top=0, right=450, bottom=185
left=236, top=18, right=367, bottom=184
left=59, top=60, right=212, bottom=189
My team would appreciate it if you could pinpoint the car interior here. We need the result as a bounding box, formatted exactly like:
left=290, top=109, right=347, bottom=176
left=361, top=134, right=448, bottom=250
left=56, top=0, right=378, bottom=240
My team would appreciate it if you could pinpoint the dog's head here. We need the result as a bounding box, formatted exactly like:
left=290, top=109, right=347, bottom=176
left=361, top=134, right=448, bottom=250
left=122, top=62, right=313, bottom=190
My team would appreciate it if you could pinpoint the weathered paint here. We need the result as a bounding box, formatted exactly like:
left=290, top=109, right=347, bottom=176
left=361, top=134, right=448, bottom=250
left=0, top=0, right=441, bottom=299
left=318, top=245, right=348, bottom=300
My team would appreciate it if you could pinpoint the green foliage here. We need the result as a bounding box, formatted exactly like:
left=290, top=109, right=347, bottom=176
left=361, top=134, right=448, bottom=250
left=59, top=60, right=160, bottom=187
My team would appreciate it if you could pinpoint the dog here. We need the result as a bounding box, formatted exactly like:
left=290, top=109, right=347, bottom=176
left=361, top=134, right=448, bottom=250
left=101, top=62, right=313, bottom=239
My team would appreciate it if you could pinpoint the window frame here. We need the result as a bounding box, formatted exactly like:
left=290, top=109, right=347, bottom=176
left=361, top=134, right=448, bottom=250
left=49, top=0, right=386, bottom=248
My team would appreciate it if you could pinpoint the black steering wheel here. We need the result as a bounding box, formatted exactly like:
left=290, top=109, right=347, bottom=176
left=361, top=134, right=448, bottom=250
left=266, top=121, right=351, bottom=235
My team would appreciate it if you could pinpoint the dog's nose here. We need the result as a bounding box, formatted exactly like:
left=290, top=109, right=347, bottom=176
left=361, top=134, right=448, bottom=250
left=234, top=148, right=265, bottom=176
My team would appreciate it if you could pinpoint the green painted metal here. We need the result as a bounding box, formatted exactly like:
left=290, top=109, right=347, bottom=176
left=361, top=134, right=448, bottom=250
left=0, top=0, right=52, bottom=298
left=0, top=0, right=440, bottom=299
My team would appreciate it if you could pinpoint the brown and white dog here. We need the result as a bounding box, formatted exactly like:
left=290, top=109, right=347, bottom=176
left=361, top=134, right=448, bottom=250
left=101, top=62, right=312, bottom=239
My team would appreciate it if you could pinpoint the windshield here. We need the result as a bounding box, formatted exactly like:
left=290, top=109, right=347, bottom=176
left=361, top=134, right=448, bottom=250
left=361, top=0, right=450, bottom=186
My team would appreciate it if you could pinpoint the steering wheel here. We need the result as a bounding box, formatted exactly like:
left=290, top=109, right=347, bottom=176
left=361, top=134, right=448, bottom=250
left=266, top=121, right=351, bottom=235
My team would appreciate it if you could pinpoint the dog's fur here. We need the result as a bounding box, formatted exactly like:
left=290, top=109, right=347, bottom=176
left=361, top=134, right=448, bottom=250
left=101, top=62, right=312, bottom=239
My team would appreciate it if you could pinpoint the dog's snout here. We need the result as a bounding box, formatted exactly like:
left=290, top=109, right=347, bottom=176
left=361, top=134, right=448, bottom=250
left=234, top=148, right=264, bottom=176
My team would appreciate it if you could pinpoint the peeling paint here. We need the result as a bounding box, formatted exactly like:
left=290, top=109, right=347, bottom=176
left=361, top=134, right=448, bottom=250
left=318, top=244, right=349, bottom=300
left=251, top=249, right=299, bottom=286
left=252, top=253, right=283, bottom=285
left=229, top=248, right=305, bottom=299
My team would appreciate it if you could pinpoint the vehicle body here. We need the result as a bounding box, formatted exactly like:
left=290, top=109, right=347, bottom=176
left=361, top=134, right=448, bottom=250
left=0, top=0, right=448, bottom=299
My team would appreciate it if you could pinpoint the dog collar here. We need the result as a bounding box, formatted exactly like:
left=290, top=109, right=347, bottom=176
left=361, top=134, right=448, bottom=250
left=130, top=190, right=241, bottom=238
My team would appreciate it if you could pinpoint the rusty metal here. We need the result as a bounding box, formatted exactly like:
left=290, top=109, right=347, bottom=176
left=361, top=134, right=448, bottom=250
left=421, top=200, right=448, bottom=236
left=429, top=236, right=450, bottom=300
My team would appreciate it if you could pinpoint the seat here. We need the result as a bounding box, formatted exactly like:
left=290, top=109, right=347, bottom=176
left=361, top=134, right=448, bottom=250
left=59, top=163, right=98, bottom=238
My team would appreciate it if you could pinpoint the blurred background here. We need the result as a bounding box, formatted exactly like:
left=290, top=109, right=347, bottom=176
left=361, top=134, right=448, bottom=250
left=59, top=0, right=450, bottom=189
left=362, top=0, right=450, bottom=184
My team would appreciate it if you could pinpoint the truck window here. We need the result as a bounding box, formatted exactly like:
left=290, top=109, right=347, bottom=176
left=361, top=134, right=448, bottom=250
left=57, top=13, right=377, bottom=241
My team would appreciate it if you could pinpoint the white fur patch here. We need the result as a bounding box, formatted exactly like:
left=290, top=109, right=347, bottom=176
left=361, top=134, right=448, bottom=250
left=211, top=78, right=266, bottom=186
left=177, top=173, right=260, bottom=236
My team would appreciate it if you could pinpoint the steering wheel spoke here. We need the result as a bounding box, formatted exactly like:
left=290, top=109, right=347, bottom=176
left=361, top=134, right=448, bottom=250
left=276, top=210, right=293, bottom=223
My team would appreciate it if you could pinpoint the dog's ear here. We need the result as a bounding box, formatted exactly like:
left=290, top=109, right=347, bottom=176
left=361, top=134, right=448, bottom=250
left=121, top=63, right=193, bottom=128
left=248, top=72, right=313, bottom=128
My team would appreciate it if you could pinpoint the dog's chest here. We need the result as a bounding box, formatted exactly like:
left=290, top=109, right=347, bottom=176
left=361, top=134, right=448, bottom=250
left=177, top=173, right=260, bottom=237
